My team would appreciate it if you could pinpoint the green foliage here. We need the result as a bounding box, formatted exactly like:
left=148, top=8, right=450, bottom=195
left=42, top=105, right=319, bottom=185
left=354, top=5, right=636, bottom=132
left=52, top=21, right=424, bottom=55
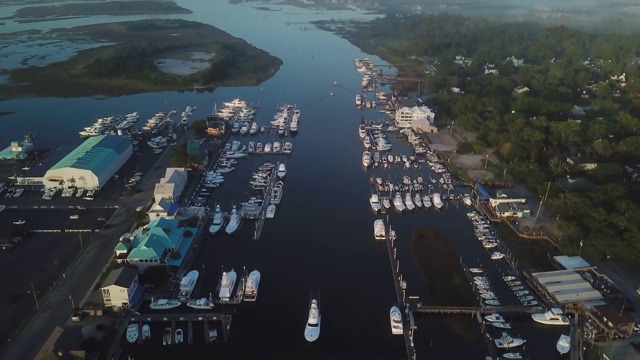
left=191, top=119, right=208, bottom=137
left=171, top=142, right=200, bottom=167
left=457, top=141, right=473, bottom=154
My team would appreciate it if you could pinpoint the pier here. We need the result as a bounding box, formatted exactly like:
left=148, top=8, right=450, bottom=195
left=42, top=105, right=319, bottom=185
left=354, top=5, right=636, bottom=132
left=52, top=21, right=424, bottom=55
left=410, top=304, right=543, bottom=316
left=129, top=312, right=233, bottom=343
left=253, top=166, right=277, bottom=240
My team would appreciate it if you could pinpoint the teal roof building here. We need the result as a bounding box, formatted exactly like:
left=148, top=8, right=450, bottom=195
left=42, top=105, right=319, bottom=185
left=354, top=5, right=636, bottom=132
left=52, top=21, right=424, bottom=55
left=43, top=135, right=132, bottom=189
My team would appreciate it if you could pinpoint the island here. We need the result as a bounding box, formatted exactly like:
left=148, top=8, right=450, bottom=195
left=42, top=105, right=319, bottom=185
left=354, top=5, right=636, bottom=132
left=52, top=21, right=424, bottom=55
left=1, top=19, right=283, bottom=98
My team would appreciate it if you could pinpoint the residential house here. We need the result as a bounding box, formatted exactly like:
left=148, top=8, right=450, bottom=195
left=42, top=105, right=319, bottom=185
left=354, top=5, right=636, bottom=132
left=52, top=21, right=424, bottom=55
left=453, top=55, right=472, bottom=67
left=100, top=267, right=141, bottom=309
left=506, top=56, right=524, bottom=67
left=483, top=63, right=498, bottom=75
left=513, top=85, right=530, bottom=95
left=563, top=154, right=598, bottom=172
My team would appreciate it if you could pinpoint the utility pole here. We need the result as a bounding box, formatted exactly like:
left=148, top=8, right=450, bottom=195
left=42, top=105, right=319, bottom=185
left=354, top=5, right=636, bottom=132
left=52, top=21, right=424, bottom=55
left=30, top=282, right=39, bottom=310
left=535, top=181, right=551, bottom=220
left=79, top=233, right=84, bottom=252
left=449, top=120, right=454, bottom=135
left=69, top=295, right=75, bottom=310
left=484, top=154, right=489, bottom=170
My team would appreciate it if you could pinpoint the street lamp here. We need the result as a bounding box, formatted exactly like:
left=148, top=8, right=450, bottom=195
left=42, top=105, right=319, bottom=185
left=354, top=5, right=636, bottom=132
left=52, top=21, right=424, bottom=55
left=69, top=295, right=75, bottom=310
left=28, top=282, right=39, bottom=310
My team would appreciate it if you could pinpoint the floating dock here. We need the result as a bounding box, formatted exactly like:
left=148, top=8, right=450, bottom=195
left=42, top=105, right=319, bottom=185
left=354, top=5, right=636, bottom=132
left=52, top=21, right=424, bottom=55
left=129, top=312, right=233, bottom=344
left=253, top=166, right=277, bottom=240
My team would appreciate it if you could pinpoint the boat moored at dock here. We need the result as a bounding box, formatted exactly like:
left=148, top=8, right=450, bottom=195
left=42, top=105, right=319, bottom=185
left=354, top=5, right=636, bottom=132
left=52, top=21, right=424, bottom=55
left=374, top=219, right=386, bottom=240
left=126, top=324, right=138, bottom=344
left=218, top=269, right=237, bottom=301
left=243, top=270, right=261, bottom=301
left=178, top=270, right=199, bottom=300
left=149, top=298, right=181, bottom=310
left=389, top=306, right=403, bottom=335
left=531, top=308, right=570, bottom=326
left=187, top=297, right=215, bottom=310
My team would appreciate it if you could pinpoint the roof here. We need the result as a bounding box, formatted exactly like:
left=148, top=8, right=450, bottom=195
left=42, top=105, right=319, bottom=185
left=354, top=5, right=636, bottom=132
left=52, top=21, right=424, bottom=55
left=592, top=305, right=634, bottom=326
left=101, top=267, right=138, bottom=288
left=475, top=183, right=491, bottom=200
left=114, top=241, right=130, bottom=252
left=531, top=270, right=603, bottom=304
left=128, top=218, right=196, bottom=261
left=553, top=255, right=591, bottom=270
left=49, top=135, right=131, bottom=175
left=556, top=177, right=595, bottom=192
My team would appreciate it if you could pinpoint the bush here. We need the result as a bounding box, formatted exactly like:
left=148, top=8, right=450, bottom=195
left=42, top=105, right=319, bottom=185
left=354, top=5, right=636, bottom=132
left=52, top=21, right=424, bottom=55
left=457, top=141, right=473, bottom=154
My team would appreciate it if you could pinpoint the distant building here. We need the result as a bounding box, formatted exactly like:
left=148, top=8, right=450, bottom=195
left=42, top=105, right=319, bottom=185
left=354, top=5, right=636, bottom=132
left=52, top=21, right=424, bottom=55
left=0, top=133, right=35, bottom=161
left=528, top=269, right=605, bottom=308
left=206, top=115, right=226, bottom=136
left=150, top=168, right=187, bottom=219
left=100, top=267, right=142, bottom=309
left=394, top=105, right=437, bottom=133
left=506, top=56, right=524, bottom=67
left=453, top=55, right=472, bottom=67
left=513, top=85, right=530, bottom=95
left=563, top=155, right=598, bottom=172
left=483, top=63, right=498, bottom=75
left=585, top=305, right=635, bottom=341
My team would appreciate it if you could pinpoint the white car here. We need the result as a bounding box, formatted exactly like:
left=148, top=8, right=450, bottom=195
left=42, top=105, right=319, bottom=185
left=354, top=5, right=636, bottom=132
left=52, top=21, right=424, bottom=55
left=13, top=219, right=25, bottom=225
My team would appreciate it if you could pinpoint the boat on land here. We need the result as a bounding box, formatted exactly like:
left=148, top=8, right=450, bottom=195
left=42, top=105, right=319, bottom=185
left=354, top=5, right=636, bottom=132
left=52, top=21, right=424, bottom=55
left=531, top=308, right=570, bottom=326
left=389, top=306, right=403, bottom=335
left=494, top=332, right=526, bottom=349
left=374, top=219, right=386, bottom=240
left=178, top=270, right=199, bottom=300
left=219, top=269, right=237, bottom=301
left=304, top=299, right=321, bottom=342
left=126, top=324, right=138, bottom=343
left=150, top=298, right=181, bottom=310
left=557, top=334, right=571, bottom=355
left=187, top=297, right=214, bottom=310
left=243, top=270, right=261, bottom=301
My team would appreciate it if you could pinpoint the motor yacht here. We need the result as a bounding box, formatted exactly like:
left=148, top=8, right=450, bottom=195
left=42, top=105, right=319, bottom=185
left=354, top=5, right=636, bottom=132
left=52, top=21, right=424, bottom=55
left=304, top=299, right=321, bottom=342
left=271, top=181, right=284, bottom=204
left=283, top=141, right=292, bottom=154
left=362, top=151, right=372, bottom=167
left=404, top=193, right=415, bottom=210
left=178, top=270, right=199, bottom=300
left=370, top=193, right=382, bottom=213
left=277, top=162, right=287, bottom=178
left=469, top=268, right=484, bottom=274
left=243, top=270, right=261, bottom=301
left=374, top=219, right=386, bottom=240
left=557, top=334, right=571, bottom=355
left=358, top=124, right=367, bottom=138
left=249, top=122, right=258, bottom=135
left=494, top=332, right=526, bottom=349
left=490, top=252, right=505, bottom=260
left=393, top=193, right=406, bottom=212
left=422, top=194, right=431, bottom=208
left=519, top=295, right=534, bottom=302
left=142, top=324, right=151, bottom=341
left=463, top=194, right=472, bottom=206
left=273, top=141, right=282, bottom=153
left=187, top=297, right=215, bottom=310
left=209, top=204, right=226, bottom=235
left=413, top=193, right=423, bottom=207
left=389, top=306, right=403, bottom=335
left=514, top=290, right=529, bottom=297
left=266, top=204, right=276, bottom=219
left=531, top=308, right=570, bottom=326
left=432, top=193, right=443, bottom=209
left=126, top=324, right=138, bottom=344
left=175, top=328, right=184, bottom=344
left=225, top=205, right=241, bottom=235
left=149, top=298, right=181, bottom=310
left=484, top=314, right=505, bottom=323
left=218, top=269, right=237, bottom=301
left=503, top=275, right=517, bottom=282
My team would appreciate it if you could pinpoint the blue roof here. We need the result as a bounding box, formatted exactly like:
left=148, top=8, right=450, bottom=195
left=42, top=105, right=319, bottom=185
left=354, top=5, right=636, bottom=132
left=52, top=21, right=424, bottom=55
left=50, top=135, right=131, bottom=175
left=476, top=183, right=491, bottom=200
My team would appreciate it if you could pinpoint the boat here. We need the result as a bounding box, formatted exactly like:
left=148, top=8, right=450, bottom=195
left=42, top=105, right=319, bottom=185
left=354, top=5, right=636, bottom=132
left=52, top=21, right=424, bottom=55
left=277, top=162, right=287, bottom=178
left=491, top=321, right=510, bottom=328
left=208, top=204, right=226, bottom=235
left=264, top=142, right=272, bottom=153
left=531, top=308, right=570, bottom=326
left=175, top=328, right=184, bottom=344
left=218, top=269, right=237, bottom=301
left=362, top=151, right=372, bottom=167
left=381, top=197, right=391, bottom=210
left=374, top=219, right=386, bottom=240
left=208, top=328, right=218, bottom=342
left=503, top=353, right=524, bottom=359
left=178, top=270, right=199, bottom=300
left=463, top=195, right=472, bottom=206
left=523, top=300, right=538, bottom=306
left=514, top=290, right=529, bottom=297
left=142, top=324, right=151, bottom=341
left=271, top=181, right=283, bottom=204
left=422, top=194, right=431, bottom=208
left=511, top=286, right=524, bottom=291
left=481, top=293, right=497, bottom=300
left=249, top=122, right=258, bottom=134
left=557, top=334, right=571, bottom=355
left=225, top=205, right=241, bottom=235
left=519, top=295, right=534, bottom=302
left=304, top=299, right=321, bottom=342
left=432, top=193, right=443, bottom=209
left=126, top=324, right=139, bottom=343
left=265, top=204, right=276, bottom=218
left=187, top=297, right=215, bottom=310
left=283, top=141, right=293, bottom=154
left=484, top=314, right=505, bottom=323
left=503, top=275, right=517, bottom=282
left=149, top=298, right=181, bottom=310
left=393, top=193, right=406, bottom=212
left=494, top=332, right=526, bottom=349
left=469, top=268, right=484, bottom=274
left=243, top=270, right=261, bottom=301
left=389, top=306, right=403, bottom=335
left=490, top=252, right=505, bottom=260
left=163, top=327, right=172, bottom=345
left=507, top=281, right=522, bottom=286
left=369, top=193, right=382, bottom=212
left=404, top=193, right=415, bottom=210
left=358, top=124, right=367, bottom=138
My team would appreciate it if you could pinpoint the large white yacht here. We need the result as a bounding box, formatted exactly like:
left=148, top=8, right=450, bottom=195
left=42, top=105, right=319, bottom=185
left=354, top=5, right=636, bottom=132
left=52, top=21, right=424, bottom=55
left=126, top=324, right=139, bottom=344
left=556, top=334, right=571, bottom=355
left=362, top=151, right=372, bottom=167
left=149, top=298, right=181, bottom=310
left=178, top=270, right=199, bottom=300
left=304, top=299, right=321, bottom=342
left=277, top=162, right=287, bottom=178
left=393, top=193, right=406, bottom=212
left=432, top=193, right=443, bottom=209
left=218, top=269, right=237, bottom=301
left=374, top=219, right=386, bottom=240
left=225, top=205, right=241, bottom=235
left=389, top=306, right=403, bottom=335
left=243, top=270, right=261, bottom=301
left=187, top=297, right=215, bottom=310
left=369, top=193, right=382, bottom=212
left=531, top=308, right=570, bottom=326
left=209, top=204, right=226, bottom=235
left=404, top=193, right=415, bottom=210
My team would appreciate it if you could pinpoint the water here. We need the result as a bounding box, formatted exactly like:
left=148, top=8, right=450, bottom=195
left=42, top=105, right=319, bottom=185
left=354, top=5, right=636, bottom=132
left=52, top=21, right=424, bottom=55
left=0, top=1, right=565, bottom=359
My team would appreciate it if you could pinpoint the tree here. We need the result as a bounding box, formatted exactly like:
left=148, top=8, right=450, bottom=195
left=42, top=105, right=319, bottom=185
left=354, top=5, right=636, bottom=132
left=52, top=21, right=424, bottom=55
left=191, top=119, right=207, bottom=137
left=588, top=163, right=623, bottom=184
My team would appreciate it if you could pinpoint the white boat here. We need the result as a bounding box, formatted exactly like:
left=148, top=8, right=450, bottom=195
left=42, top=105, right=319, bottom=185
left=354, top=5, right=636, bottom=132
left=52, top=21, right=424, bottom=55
left=557, top=334, right=571, bottom=355
left=163, top=327, right=172, bottom=345
left=264, top=142, right=272, bottom=153
left=422, top=194, right=431, bottom=208
left=208, top=328, right=218, bottom=342
left=187, top=297, right=214, bottom=310
left=265, top=204, right=276, bottom=218
left=142, top=324, right=151, bottom=341
left=225, top=205, right=241, bottom=235
left=469, top=268, right=484, bottom=274
left=149, top=298, right=181, bottom=310
left=404, top=193, right=415, bottom=210
left=178, top=270, right=199, bottom=300
left=219, top=269, right=237, bottom=301
left=494, top=332, right=526, bottom=349
left=249, top=122, right=258, bottom=134
left=490, top=252, right=505, bottom=260
left=209, top=204, right=226, bottom=235
left=126, top=324, right=139, bottom=344
left=432, top=193, right=443, bottom=209
left=374, top=219, right=386, bottom=240
left=463, top=195, right=472, bottom=206
left=271, top=181, right=283, bottom=204
left=362, top=151, right=372, bottom=167
left=243, top=270, right=261, bottom=301
left=413, top=193, right=423, bottom=207
left=304, top=299, right=321, bottom=342
left=484, top=314, right=505, bottom=323
left=277, top=162, right=287, bottom=178
left=283, top=141, right=292, bottom=154
left=393, top=193, right=405, bottom=212
left=389, top=306, right=403, bottom=335
left=481, top=293, right=497, bottom=300
left=175, top=328, right=184, bottom=344
left=502, top=353, right=524, bottom=359
left=503, top=275, right=517, bottom=282
left=491, top=321, right=510, bottom=328
left=514, top=290, right=529, bottom=297
left=370, top=193, right=382, bottom=212
left=519, top=295, right=534, bottom=302
left=531, top=308, right=570, bottom=326
left=358, top=124, right=367, bottom=138
left=381, top=197, right=391, bottom=210
left=273, top=141, right=282, bottom=152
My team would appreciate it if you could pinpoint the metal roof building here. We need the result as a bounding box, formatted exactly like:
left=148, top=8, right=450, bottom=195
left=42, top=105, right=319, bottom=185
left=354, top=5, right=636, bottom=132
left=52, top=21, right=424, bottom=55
left=530, top=269, right=604, bottom=305
left=43, top=135, right=132, bottom=190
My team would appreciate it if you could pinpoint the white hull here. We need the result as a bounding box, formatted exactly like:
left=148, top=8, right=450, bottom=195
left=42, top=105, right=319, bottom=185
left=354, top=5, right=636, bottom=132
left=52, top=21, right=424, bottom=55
left=304, top=299, right=321, bottom=342
left=126, top=324, right=139, bottom=344
left=219, top=270, right=237, bottom=301
left=531, top=308, right=570, bottom=326
left=142, top=324, right=151, bottom=341
left=225, top=208, right=240, bottom=235
left=557, top=334, right=571, bottom=355
left=179, top=270, right=199, bottom=300
left=265, top=204, right=276, bottom=219
left=209, top=206, right=225, bottom=235
left=187, top=298, right=215, bottom=310
left=374, top=219, right=386, bottom=240
left=150, top=298, right=182, bottom=310
left=390, top=306, right=403, bottom=335
left=243, top=270, right=261, bottom=301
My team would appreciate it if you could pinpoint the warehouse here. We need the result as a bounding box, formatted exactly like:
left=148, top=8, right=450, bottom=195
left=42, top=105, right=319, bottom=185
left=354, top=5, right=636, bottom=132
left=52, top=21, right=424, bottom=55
left=528, top=269, right=605, bottom=308
left=42, top=135, right=132, bottom=190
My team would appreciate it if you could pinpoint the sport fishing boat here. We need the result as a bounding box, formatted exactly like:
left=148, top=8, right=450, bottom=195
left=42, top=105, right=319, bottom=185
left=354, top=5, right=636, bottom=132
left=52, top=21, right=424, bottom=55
left=187, top=297, right=215, bottom=310
left=218, top=269, right=237, bottom=301
left=531, top=308, right=570, bottom=326
left=374, top=219, right=386, bottom=240
left=126, top=324, right=139, bottom=344
left=277, top=162, right=287, bottom=178
left=389, top=305, right=403, bottom=335
left=484, top=314, right=506, bottom=323
left=494, top=332, right=526, bottom=349
left=243, top=270, right=261, bottom=301
left=370, top=193, right=382, bottom=212
left=362, top=151, right=372, bottom=167
left=178, top=270, right=199, bottom=300
left=304, top=299, right=321, bottom=342
left=393, top=193, right=406, bottom=212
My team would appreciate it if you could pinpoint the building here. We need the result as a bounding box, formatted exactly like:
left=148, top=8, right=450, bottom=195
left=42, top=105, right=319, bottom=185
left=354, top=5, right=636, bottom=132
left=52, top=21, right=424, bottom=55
left=528, top=269, right=605, bottom=308
left=513, top=85, right=530, bottom=95
left=562, top=155, right=598, bottom=172
left=489, top=189, right=531, bottom=218
left=394, top=105, right=437, bottom=133
left=187, top=140, right=201, bottom=157
left=116, top=218, right=197, bottom=271
left=553, top=255, right=592, bottom=271
left=584, top=305, right=635, bottom=341
left=0, top=133, right=35, bottom=161
left=506, top=56, right=524, bottom=67
left=150, top=168, right=187, bottom=219
left=206, top=114, right=226, bottom=136
left=453, top=55, right=472, bottom=67
left=41, top=135, right=132, bottom=190
left=100, top=267, right=142, bottom=310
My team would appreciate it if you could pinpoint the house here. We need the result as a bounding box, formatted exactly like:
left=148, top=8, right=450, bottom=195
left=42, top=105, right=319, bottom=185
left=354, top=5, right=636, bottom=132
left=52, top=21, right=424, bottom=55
left=483, top=63, right=498, bottom=75
left=150, top=168, right=187, bottom=218
left=513, top=85, right=530, bottom=95
left=100, top=267, right=141, bottom=310
left=563, top=155, right=598, bottom=172
left=506, top=56, right=524, bottom=67
left=453, top=55, right=472, bottom=67
left=451, top=87, right=464, bottom=94
left=394, top=105, right=437, bottom=133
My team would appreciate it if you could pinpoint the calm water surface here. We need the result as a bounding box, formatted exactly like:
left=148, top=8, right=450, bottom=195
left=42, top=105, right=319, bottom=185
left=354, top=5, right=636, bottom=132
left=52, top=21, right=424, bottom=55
left=0, top=1, right=564, bottom=359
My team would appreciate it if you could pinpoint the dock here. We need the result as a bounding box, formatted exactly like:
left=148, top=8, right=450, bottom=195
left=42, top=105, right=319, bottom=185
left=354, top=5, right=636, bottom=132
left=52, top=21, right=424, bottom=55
left=129, top=312, right=233, bottom=344
left=410, top=304, right=543, bottom=315
left=253, top=166, right=277, bottom=240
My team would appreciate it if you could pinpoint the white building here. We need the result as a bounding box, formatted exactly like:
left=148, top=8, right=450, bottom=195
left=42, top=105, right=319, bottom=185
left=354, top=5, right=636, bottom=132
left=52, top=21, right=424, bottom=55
left=149, top=167, right=187, bottom=218
left=100, top=267, right=140, bottom=310
left=395, top=105, right=437, bottom=133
